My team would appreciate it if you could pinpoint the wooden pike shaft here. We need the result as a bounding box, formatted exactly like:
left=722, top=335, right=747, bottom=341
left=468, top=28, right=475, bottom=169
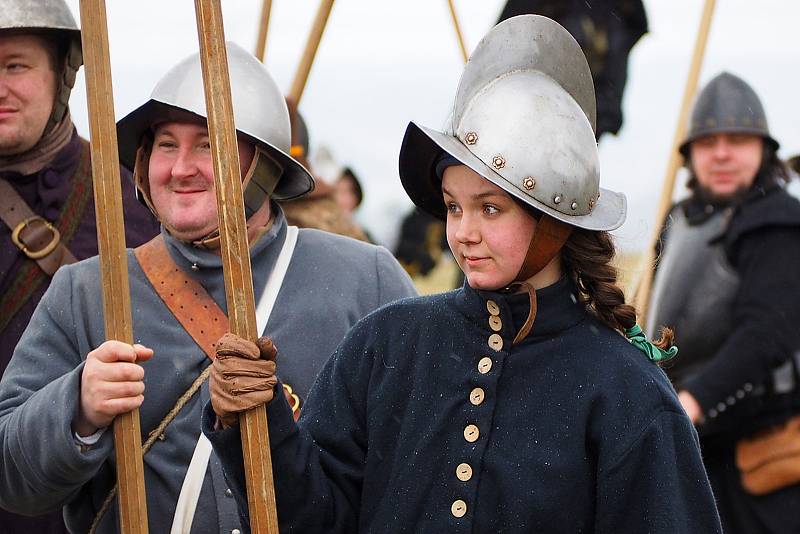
left=289, top=0, right=335, bottom=104
left=447, top=0, right=468, bottom=64
left=633, top=0, right=717, bottom=323
left=194, top=1, right=279, bottom=532
left=255, top=0, right=272, bottom=62
left=78, top=1, right=149, bottom=532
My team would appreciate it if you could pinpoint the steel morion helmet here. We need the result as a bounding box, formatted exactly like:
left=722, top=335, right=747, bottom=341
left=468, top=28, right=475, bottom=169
left=679, top=72, right=779, bottom=156
left=0, top=0, right=83, bottom=131
left=117, top=41, right=315, bottom=222
left=399, top=15, right=625, bottom=234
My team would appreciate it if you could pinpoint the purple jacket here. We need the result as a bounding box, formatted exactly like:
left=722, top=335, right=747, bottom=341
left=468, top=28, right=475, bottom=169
left=0, top=130, right=159, bottom=534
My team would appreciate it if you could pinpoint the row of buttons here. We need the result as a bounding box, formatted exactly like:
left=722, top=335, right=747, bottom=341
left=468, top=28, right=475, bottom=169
left=707, top=382, right=754, bottom=419
left=451, top=299, right=504, bottom=519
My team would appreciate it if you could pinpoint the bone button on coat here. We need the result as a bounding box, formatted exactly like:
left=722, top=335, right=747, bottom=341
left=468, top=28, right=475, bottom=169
left=205, top=277, right=722, bottom=534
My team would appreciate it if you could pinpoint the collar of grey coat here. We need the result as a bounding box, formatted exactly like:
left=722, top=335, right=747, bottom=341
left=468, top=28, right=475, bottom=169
left=162, top=201, right=287, bottom=273
left=457, top=276, right=586, bottom=346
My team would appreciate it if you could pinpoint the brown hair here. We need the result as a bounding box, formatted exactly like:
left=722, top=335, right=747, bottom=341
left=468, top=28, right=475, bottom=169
left=560, top=228, right=674, bottom=350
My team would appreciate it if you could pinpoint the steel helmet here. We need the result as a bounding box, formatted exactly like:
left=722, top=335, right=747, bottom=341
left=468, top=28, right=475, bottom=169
left=679, top=71, right=779, bottom=156
left=0, top=0, right=83, bottom=131
left=399, top=14, right=626, bottom=232
left=117, top=41, right=314, bottom=218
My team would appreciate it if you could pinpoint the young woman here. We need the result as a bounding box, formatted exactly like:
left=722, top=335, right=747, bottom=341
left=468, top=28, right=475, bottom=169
left=203, top=15, right=722, bottom=533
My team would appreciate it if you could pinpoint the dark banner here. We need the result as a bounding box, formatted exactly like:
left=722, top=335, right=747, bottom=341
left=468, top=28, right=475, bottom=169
left=498, top=0, right=648, bottom=138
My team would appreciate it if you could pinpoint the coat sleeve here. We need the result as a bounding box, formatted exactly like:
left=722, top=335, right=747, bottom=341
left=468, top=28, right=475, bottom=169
left=373, top=245, right=417, bottom=307
left=203, top=324, right=374, bottom=534
left=0, top=266, right=114, bottom=514
left=594, top=409, right=722, bottom=534
left=681, top=226, right=800, bottom=411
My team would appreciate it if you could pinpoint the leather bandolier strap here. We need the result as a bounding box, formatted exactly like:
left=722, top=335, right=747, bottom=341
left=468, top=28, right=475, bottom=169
left=134, top=235, right=301, bottom=416
left=91, top=235, right=302, bottom=532
left=0, top=140, right=91, bottom=334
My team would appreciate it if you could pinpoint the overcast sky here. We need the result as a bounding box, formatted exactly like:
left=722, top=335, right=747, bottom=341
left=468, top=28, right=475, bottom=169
left=65, top=0, right=800, bottom=252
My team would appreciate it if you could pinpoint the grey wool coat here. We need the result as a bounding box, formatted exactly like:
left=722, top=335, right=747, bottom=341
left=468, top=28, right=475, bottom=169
left=0, top=205, right=416, bottom=533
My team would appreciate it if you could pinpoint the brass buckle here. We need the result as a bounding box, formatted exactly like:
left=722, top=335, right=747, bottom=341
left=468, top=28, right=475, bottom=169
left=283, top=384, right=301, bottom=415
left=11, top=216, right=61, bottom=259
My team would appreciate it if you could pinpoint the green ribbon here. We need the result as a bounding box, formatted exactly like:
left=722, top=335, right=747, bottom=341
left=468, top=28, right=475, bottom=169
left=625, top=324, right=678, bottom=363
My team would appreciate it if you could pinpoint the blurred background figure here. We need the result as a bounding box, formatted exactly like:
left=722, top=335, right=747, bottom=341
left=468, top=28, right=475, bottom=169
left=394, top=207, right=462, bottom=294
left=279, top=99, right=369, bottom=241
left=646, top=72, right=800, bottom=534
left=334, top=166, right=375, bottom=242
left=334, top=167, right=363, bottom=214
left=788, top=155, right=800, bottom=176
left=787, top=154, right=800, bottom=199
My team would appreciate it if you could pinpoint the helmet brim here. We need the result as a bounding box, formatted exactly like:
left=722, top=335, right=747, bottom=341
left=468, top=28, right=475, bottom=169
left=679, top=129, right=780, bottom=157
left=399, top=121, right=626, bottom=232
left=116, top=99, right=314, bottom=201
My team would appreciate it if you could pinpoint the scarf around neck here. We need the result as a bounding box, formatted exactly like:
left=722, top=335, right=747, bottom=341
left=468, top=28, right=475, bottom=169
left=0, top=112, right=75, bottom=176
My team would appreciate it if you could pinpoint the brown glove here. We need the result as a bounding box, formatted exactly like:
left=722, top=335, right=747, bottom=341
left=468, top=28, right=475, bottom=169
left=210, top=332, right=278, bottom=429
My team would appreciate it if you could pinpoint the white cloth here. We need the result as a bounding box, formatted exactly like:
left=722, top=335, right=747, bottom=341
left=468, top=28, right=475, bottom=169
left=73, top=428, right=106, bottom=449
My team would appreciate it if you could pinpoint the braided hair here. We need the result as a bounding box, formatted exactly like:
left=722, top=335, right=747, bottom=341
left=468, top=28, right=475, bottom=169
left=560, top=228, right=674, bottom=350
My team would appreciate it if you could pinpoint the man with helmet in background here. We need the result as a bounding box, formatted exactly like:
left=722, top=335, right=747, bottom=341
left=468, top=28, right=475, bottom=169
left=647, top=72, right=800, bottom=533
left=0, top=1, right=158, bottom=532
left=280, top=98, right=370, bottom=242
left=0, top=42, right=415, bottom=533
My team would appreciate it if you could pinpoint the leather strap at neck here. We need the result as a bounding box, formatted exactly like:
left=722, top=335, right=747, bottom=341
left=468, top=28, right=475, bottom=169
left=510, top=282, right=538, bottom=345
left=516, top=214, right=572, bottom=282
left=509, top=215, right=572, bottom=344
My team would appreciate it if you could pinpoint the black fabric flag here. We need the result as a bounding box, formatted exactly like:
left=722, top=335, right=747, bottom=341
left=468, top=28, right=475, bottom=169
left=498, top=0, right=648, bottom=138
left=394, top=208, right=449, bottom=277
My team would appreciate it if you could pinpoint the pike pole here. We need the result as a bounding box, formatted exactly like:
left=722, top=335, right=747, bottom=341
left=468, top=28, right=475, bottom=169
left=255, top=0, right=272, bottom=61
left=78, top=1, right=149, bottom=532
left=446, top=0, right=468, bottom=64
left=289, top=0, right=336, bottom=105
left=633, top=0, right=717, bottom=324
left=194, top=1, right=279, bottom=532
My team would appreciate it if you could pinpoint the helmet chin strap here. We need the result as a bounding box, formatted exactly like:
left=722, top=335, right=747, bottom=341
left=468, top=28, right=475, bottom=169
left=190, top=215, right=272, bottom=250
left=508, top=214, right=572, bottom=345
left=191, top=147, right=281, bottom=249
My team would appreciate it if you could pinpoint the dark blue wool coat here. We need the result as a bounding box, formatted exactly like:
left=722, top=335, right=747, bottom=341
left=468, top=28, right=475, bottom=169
left=205, top=277, right=722, bottom=533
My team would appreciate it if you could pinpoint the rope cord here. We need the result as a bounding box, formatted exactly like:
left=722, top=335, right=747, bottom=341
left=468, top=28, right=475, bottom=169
left=88, top=365, right=212, bottom=534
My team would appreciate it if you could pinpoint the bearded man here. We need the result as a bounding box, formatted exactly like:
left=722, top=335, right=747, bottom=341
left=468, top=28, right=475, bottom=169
left=647, top=72, right=800, bottom=534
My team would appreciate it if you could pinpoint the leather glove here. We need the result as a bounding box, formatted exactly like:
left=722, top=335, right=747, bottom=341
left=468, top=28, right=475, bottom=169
left=210, top=332, right=278, bottom=429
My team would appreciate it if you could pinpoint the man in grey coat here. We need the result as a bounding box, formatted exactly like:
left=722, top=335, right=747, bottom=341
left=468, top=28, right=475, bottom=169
left=0, top=43, right=416, bottom=533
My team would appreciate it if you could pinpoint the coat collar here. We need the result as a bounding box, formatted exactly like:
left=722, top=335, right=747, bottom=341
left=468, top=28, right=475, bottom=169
left=162, top=201, right=287, bottom=272
left=455, top=276, right=587, bottom=343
